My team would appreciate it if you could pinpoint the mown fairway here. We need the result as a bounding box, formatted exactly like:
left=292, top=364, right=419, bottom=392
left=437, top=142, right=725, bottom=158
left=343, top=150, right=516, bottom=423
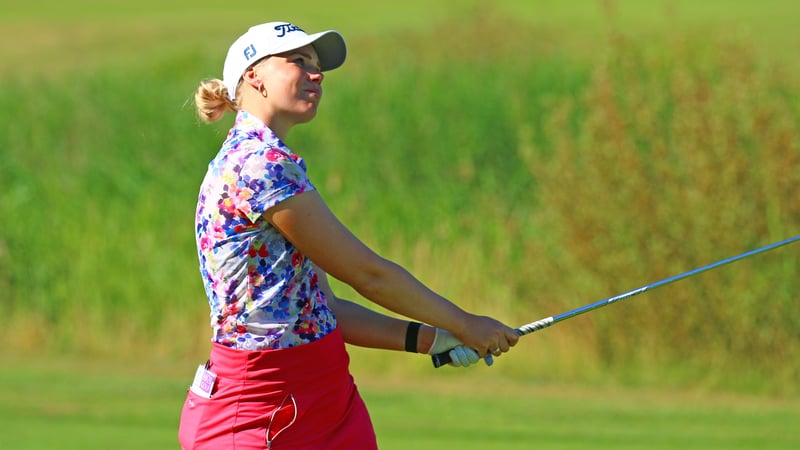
left=1, top=1, right=799, bottom=448
left=0, top=353, right=798, bottom=449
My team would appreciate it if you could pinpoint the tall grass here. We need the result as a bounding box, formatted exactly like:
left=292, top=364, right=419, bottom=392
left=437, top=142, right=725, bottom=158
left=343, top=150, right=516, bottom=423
left=1, top=13, right=797, bottom=393
left=518, top=29, right=800, bottom=392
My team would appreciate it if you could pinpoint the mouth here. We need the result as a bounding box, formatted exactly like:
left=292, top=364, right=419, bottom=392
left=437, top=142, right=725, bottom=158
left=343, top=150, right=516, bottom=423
left=304, top=87, right=322, bottom=99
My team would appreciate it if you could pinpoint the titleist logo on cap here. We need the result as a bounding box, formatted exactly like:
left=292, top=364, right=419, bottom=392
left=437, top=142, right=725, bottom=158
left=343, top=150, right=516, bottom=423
left=274, top=23, right=304, bottom=37
left=242, top=23, right=305, bottom=61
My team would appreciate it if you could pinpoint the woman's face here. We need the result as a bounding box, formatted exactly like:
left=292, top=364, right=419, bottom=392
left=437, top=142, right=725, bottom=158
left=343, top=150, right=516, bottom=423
left=254, top=44, right=324, bottom=127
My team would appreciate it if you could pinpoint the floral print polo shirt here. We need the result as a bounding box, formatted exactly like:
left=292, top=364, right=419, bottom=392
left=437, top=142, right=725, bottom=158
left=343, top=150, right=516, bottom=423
left=195, top=110, right=336, bottom=350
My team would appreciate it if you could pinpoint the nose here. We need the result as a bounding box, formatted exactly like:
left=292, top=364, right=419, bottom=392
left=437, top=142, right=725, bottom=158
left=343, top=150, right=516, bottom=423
left=309, top=70, right=324, bottom=84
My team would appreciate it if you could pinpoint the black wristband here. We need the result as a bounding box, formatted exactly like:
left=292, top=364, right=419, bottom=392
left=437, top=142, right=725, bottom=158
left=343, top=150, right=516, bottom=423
left=405, top=321, right=422, bottom=353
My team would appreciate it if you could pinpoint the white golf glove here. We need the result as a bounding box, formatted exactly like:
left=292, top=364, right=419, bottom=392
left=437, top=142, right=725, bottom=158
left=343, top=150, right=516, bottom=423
left=427, top=329, right=493, bottom=367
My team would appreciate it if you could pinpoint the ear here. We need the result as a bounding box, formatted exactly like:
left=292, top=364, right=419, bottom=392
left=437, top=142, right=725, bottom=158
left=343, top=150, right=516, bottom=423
left=241, top=66, right=262, bottom=90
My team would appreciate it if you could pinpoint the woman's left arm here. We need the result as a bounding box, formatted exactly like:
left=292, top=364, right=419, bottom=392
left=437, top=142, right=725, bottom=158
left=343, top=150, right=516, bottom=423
left=314, top=263, right=435, bottom=352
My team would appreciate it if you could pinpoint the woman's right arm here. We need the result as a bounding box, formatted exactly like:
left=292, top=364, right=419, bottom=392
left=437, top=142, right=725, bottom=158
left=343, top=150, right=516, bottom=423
left=264, top=190, right=519, bottom=357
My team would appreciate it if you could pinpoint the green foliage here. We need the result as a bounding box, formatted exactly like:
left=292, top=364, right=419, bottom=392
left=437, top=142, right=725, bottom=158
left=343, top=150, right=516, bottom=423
left=1, top=6, right=798, bottom=394
left=520, top=30, right=800, bottom=392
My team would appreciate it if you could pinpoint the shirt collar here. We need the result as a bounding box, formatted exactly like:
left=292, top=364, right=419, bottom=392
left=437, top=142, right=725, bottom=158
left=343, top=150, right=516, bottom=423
left=232, top=110, right=285, bottom=149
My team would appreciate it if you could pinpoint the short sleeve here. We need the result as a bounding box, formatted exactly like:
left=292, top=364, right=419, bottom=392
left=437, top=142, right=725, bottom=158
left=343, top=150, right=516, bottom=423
left=238, top=147, right=315, bottom=223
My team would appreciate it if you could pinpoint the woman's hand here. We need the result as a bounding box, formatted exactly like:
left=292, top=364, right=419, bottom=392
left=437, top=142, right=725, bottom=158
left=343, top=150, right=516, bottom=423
left=427, top=327, right=515, bottom=367
left=452, top=314, right=519, bottom=359
left=428, top=329, right=482, bottom=367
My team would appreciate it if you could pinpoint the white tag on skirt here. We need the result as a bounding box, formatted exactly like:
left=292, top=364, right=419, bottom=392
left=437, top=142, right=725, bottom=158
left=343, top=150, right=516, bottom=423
left=190, top=364, right=217, bottom=398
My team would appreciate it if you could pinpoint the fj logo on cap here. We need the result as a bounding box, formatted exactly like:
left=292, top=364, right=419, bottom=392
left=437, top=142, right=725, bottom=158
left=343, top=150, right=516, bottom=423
left=274, top=23, right=303, bottom=37
left=243, top=44, right=257, bottom=61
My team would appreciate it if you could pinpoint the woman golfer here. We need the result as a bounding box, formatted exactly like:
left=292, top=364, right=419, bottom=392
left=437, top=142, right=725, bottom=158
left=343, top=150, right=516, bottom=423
left=179, top=21, right=519, bottom=449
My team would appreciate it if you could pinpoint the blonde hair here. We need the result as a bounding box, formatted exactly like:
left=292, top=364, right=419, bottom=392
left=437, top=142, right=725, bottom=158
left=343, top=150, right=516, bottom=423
left=194, top=79, right=238, bottom=123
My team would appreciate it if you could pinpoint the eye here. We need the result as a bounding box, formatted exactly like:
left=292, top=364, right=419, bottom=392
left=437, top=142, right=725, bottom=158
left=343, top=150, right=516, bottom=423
left=289, top=55, right=320, bottom=72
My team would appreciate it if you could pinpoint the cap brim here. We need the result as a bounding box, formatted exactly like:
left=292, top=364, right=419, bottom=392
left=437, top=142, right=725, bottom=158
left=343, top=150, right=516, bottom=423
left=270, top=30, right=346, bottom=72
left=309, top=31, right=347, bottom=71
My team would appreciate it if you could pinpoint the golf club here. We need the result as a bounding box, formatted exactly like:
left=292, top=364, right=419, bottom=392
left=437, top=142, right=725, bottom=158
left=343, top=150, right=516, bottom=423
left=432, top=234, right=800, bottom=368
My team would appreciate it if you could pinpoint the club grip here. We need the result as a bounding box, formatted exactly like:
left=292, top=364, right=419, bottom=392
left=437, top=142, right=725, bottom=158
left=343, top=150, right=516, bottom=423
left=431, top=351, right=452, bottom=368
left=431, top=351, right=493, bottom=368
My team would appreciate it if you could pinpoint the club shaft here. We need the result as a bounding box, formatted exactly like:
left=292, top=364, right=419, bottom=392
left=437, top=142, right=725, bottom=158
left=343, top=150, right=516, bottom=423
left=520, top=234, right=800, bottom=335
left=432, top=235, right=800, bottom=367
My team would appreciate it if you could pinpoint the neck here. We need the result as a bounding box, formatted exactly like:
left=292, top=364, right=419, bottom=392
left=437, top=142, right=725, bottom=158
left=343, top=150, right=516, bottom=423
left=238, top=96, right=292, bottom=141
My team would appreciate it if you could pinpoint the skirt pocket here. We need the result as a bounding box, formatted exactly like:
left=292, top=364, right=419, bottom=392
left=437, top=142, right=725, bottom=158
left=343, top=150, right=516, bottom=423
left=178, top=390, right=216, bottom=450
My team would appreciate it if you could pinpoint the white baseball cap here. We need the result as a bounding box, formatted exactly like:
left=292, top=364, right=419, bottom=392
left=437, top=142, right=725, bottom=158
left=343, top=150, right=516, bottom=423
left=222, top=22, right=347, bottom=100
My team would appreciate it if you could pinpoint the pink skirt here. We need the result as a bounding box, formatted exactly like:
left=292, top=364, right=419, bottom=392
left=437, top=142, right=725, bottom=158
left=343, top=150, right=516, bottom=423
left=178, top=328, right=377, bottom=449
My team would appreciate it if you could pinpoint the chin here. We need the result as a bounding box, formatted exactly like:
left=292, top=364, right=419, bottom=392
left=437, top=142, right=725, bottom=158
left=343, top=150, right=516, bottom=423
left=296, top=107, right=319, bottom=124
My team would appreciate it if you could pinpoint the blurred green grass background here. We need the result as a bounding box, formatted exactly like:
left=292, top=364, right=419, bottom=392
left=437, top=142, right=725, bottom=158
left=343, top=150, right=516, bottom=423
left=1, top=1, right=799, bottom=448
left=1, top=352, right=798, bottom=449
